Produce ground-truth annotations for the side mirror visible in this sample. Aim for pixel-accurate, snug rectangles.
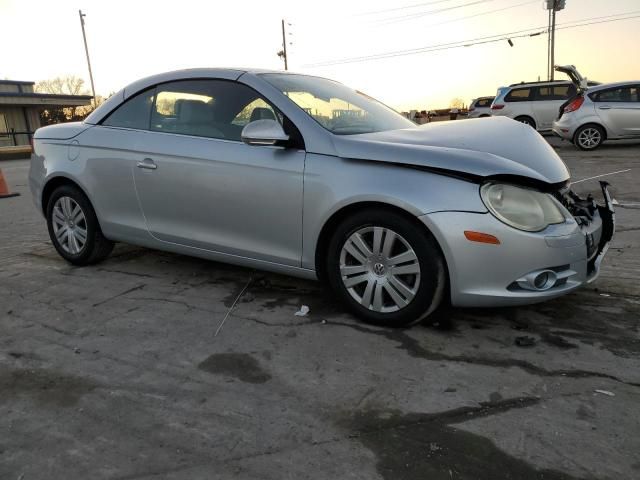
[241,119,290,146]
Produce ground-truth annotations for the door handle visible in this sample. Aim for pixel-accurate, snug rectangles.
[137,158,157,170]
[598,105,611,110]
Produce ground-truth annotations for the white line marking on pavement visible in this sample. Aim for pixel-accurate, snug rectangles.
[573,169,631,184]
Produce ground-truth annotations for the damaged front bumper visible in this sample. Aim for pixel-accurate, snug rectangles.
[419,181,615,307]
[560,181,615,282]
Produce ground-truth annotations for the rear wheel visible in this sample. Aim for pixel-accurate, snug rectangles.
[46,185,114,265]
[574,124,604,150]
[514,116,536,129]
[326,209,446,327]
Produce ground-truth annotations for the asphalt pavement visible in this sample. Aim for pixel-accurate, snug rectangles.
[1,137,639,480]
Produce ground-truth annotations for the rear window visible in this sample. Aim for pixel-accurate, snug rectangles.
[475,98,494,108]
[589,86,640,103]
[504,88,532,102]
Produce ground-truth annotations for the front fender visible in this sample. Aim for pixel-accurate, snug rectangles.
[301,153,486,270]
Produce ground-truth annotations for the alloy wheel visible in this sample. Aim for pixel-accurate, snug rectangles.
[339,226,421,313]
[577,127,602,149]
[51,196,88,255]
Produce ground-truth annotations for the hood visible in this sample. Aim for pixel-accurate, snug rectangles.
[34,122,92,140]
[331,116,570,185]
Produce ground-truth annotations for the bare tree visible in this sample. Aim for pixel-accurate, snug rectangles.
[36,75,87,96]
[35,75,94,124]
[450,97,465,109]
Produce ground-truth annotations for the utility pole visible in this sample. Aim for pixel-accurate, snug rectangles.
[547,7,552,80]
[280,19,288,70]
[78,10,97,107]
[550,5,557,80]
[545,0,566,80]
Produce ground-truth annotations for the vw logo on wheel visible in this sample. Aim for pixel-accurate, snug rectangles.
[373,262,386,276]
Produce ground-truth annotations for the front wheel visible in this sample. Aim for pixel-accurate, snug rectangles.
[326,209,446,327]
[46,185,114,265]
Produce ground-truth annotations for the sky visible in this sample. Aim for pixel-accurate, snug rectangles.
[1,0,639,110]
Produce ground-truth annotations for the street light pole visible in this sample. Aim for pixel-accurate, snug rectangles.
[78,10,97,107]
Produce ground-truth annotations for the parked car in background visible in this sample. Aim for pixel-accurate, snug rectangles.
[29,68,614,327]
[553,81,640,150]
[467,96,494,118]
[491,69,599,131]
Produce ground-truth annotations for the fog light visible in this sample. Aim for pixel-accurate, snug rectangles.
[534,272,550,289]
[516,269,558,291]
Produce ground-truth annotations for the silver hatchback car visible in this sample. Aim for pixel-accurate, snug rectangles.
[29,69,615,326]
[553,81,640,150]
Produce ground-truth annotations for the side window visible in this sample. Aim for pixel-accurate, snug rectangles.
[553,84,575,99]
[536,86,551,100]
[592,86,637,103]
[102,89,155,130]
[232,98,278,127]
[505,88,531,102]
[150,79,280,141]
[151,80,217,138]
[536,85,575,101]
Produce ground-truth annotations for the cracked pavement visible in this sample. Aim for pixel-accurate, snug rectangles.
[1,137,639,479]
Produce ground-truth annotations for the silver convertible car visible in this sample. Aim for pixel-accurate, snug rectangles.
[29,68,615,326]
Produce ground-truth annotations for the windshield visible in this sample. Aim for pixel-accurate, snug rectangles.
[261,73,415,135]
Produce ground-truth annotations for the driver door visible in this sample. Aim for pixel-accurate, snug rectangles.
[132,79,305,267]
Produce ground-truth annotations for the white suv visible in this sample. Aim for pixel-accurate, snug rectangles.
[490,80,580,131]
[467,96,494,118]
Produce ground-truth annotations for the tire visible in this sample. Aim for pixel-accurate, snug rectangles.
[46,185,114,265]
[574,124,605,151]
[326,208,446,327]
[514,116,536,129]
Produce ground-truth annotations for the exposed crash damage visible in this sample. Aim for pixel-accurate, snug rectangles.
[336,116,615,294]
[557,180,615,279]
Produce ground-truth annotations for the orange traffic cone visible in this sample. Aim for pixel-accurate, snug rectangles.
[0,168,20,199]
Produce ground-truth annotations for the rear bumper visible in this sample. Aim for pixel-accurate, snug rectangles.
[552,116,578,140]
[419,182,615,307]
[467,110,491,119]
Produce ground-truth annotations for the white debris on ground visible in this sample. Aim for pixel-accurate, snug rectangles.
[295,305,310,316]
[594,389,615,397]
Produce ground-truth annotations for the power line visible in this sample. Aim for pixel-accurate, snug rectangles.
[556,14,640,32]
[554,9,640,28]
[360,0,459,16]
[424,0,538,28]
[376,0,496,25]
[303,11,640,67]
[305,26,549,67]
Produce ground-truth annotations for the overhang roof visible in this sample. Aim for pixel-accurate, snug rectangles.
[0,80,35,86]
[0,92,93,107]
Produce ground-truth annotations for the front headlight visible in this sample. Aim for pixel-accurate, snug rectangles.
[480,182,567,232]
